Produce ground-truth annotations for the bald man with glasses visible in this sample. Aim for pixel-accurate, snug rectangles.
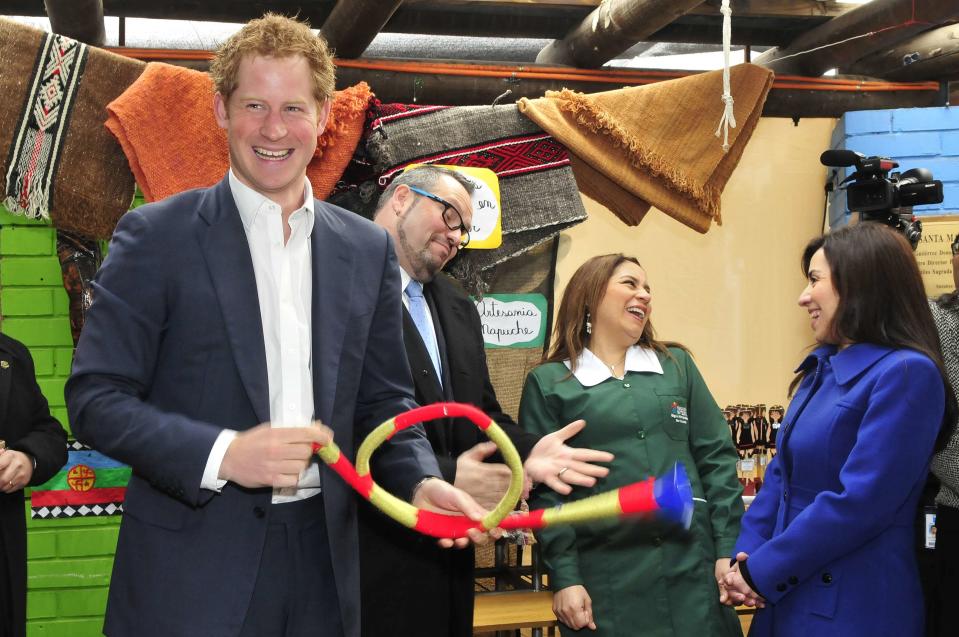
[364,164,612,637]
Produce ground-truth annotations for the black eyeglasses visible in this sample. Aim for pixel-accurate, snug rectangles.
[408,186,470,248]
[952,235,959,257]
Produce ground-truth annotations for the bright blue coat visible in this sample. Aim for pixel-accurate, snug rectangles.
[735,343,944,637]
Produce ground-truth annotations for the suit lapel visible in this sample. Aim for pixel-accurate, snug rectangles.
[311,203,354,426]
[195,177,271,424]
[428,278,475,400]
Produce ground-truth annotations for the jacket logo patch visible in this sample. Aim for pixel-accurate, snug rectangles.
[670,402,688,424]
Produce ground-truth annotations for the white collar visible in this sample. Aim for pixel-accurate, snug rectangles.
[565,345,663,387]
[229,169,315,236]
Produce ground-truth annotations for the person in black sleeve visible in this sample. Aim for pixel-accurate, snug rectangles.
[0,333,67,637]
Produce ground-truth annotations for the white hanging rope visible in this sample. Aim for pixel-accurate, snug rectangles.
[714,0,735,153]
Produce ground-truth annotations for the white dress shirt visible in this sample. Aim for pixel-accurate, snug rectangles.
[201,170,321,503]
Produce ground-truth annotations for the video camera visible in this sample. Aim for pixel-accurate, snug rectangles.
[820,149,944,249]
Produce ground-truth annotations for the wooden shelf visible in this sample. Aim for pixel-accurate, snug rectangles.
[474,590,557,632]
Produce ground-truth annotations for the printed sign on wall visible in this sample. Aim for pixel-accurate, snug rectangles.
[474,293,547,349]
[914,216,959,297]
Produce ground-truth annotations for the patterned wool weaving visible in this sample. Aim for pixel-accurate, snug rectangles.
[0,18,144,239]
[367,103,587,290]
[4,32,88,221]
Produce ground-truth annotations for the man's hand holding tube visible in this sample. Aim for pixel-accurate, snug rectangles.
[413,476,502,548]
[219,421,332,489]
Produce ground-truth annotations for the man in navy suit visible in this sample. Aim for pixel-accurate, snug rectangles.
[66,14,486,637]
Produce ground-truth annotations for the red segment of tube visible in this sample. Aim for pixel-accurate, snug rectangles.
[618,477,659,515]
[328,456,374,498]
[414,509,485,539]
[392,402,492,431]
[499,508,546,530]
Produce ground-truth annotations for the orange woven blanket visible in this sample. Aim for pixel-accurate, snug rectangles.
[518,64,774,233]
[106,62,372,202]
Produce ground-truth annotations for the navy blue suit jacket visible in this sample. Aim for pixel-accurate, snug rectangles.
[66,176,438,637]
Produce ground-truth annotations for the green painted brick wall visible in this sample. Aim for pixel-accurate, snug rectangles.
[1,205,121,637]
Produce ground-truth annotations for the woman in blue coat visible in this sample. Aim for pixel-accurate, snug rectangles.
[723,222,956,636]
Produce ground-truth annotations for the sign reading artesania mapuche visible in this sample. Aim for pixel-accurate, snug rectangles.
[474,293,547,349]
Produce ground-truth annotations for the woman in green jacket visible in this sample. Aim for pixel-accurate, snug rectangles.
[520,254,743,636]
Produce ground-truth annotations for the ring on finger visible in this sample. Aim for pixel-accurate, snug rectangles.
[557,466,569,478]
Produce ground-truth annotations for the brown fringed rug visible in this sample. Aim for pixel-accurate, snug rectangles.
[105,62,373,202]
[0,18,144,240]
[518,63,774,233]
[366,103,587,293]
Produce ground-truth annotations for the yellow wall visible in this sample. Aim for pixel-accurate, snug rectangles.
[554,117,836,408]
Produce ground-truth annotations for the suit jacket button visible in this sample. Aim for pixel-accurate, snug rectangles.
[253,506,265,519]
[776,583,787,592]
[788,576,798,585]
[821,572,832,584]
[421,369,429,376]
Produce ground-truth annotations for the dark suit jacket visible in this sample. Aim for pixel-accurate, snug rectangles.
[66,176,438,637]
[359,273,537,637]
[0,334,67,637]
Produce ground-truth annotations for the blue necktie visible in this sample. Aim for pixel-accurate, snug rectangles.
[406,280,443,383]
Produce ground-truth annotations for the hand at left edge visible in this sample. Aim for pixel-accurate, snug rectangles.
[0,449,35,493]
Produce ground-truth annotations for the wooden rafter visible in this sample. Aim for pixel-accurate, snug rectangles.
[0,0,869,45]
[536,0,707,67]
[321,0,405,59]
[844,22,959,82]
[105,47,948,118]
[754,0,959,76]
[44,0,106,46]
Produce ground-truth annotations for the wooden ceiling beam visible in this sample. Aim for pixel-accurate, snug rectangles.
[44,0,106,46]
[0,0,850,42]
[105,47,946,118]
[843,23,959,82]
[536,0,707,67]
[103,1,337,25]
[321,0,404,59]
[329,63,946,117]
[754,0,959,76]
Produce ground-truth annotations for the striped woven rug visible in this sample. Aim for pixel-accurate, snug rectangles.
[366,103,587,292]
[0,18,144,240]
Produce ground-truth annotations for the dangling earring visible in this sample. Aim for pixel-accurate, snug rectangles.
[585,310,592,335]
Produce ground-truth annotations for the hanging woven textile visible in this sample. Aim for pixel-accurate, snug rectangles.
[518,63,773,233]
[367,103,587,290]
[105,62,373,203]
[0,17,144,240]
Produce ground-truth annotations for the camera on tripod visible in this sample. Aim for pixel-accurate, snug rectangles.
[820,149,944,249]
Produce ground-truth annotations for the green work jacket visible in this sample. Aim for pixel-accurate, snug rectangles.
[521,347,743,637]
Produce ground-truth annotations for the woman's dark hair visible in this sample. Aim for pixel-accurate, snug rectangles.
[544,253,684,371]
[790,222,957,450]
